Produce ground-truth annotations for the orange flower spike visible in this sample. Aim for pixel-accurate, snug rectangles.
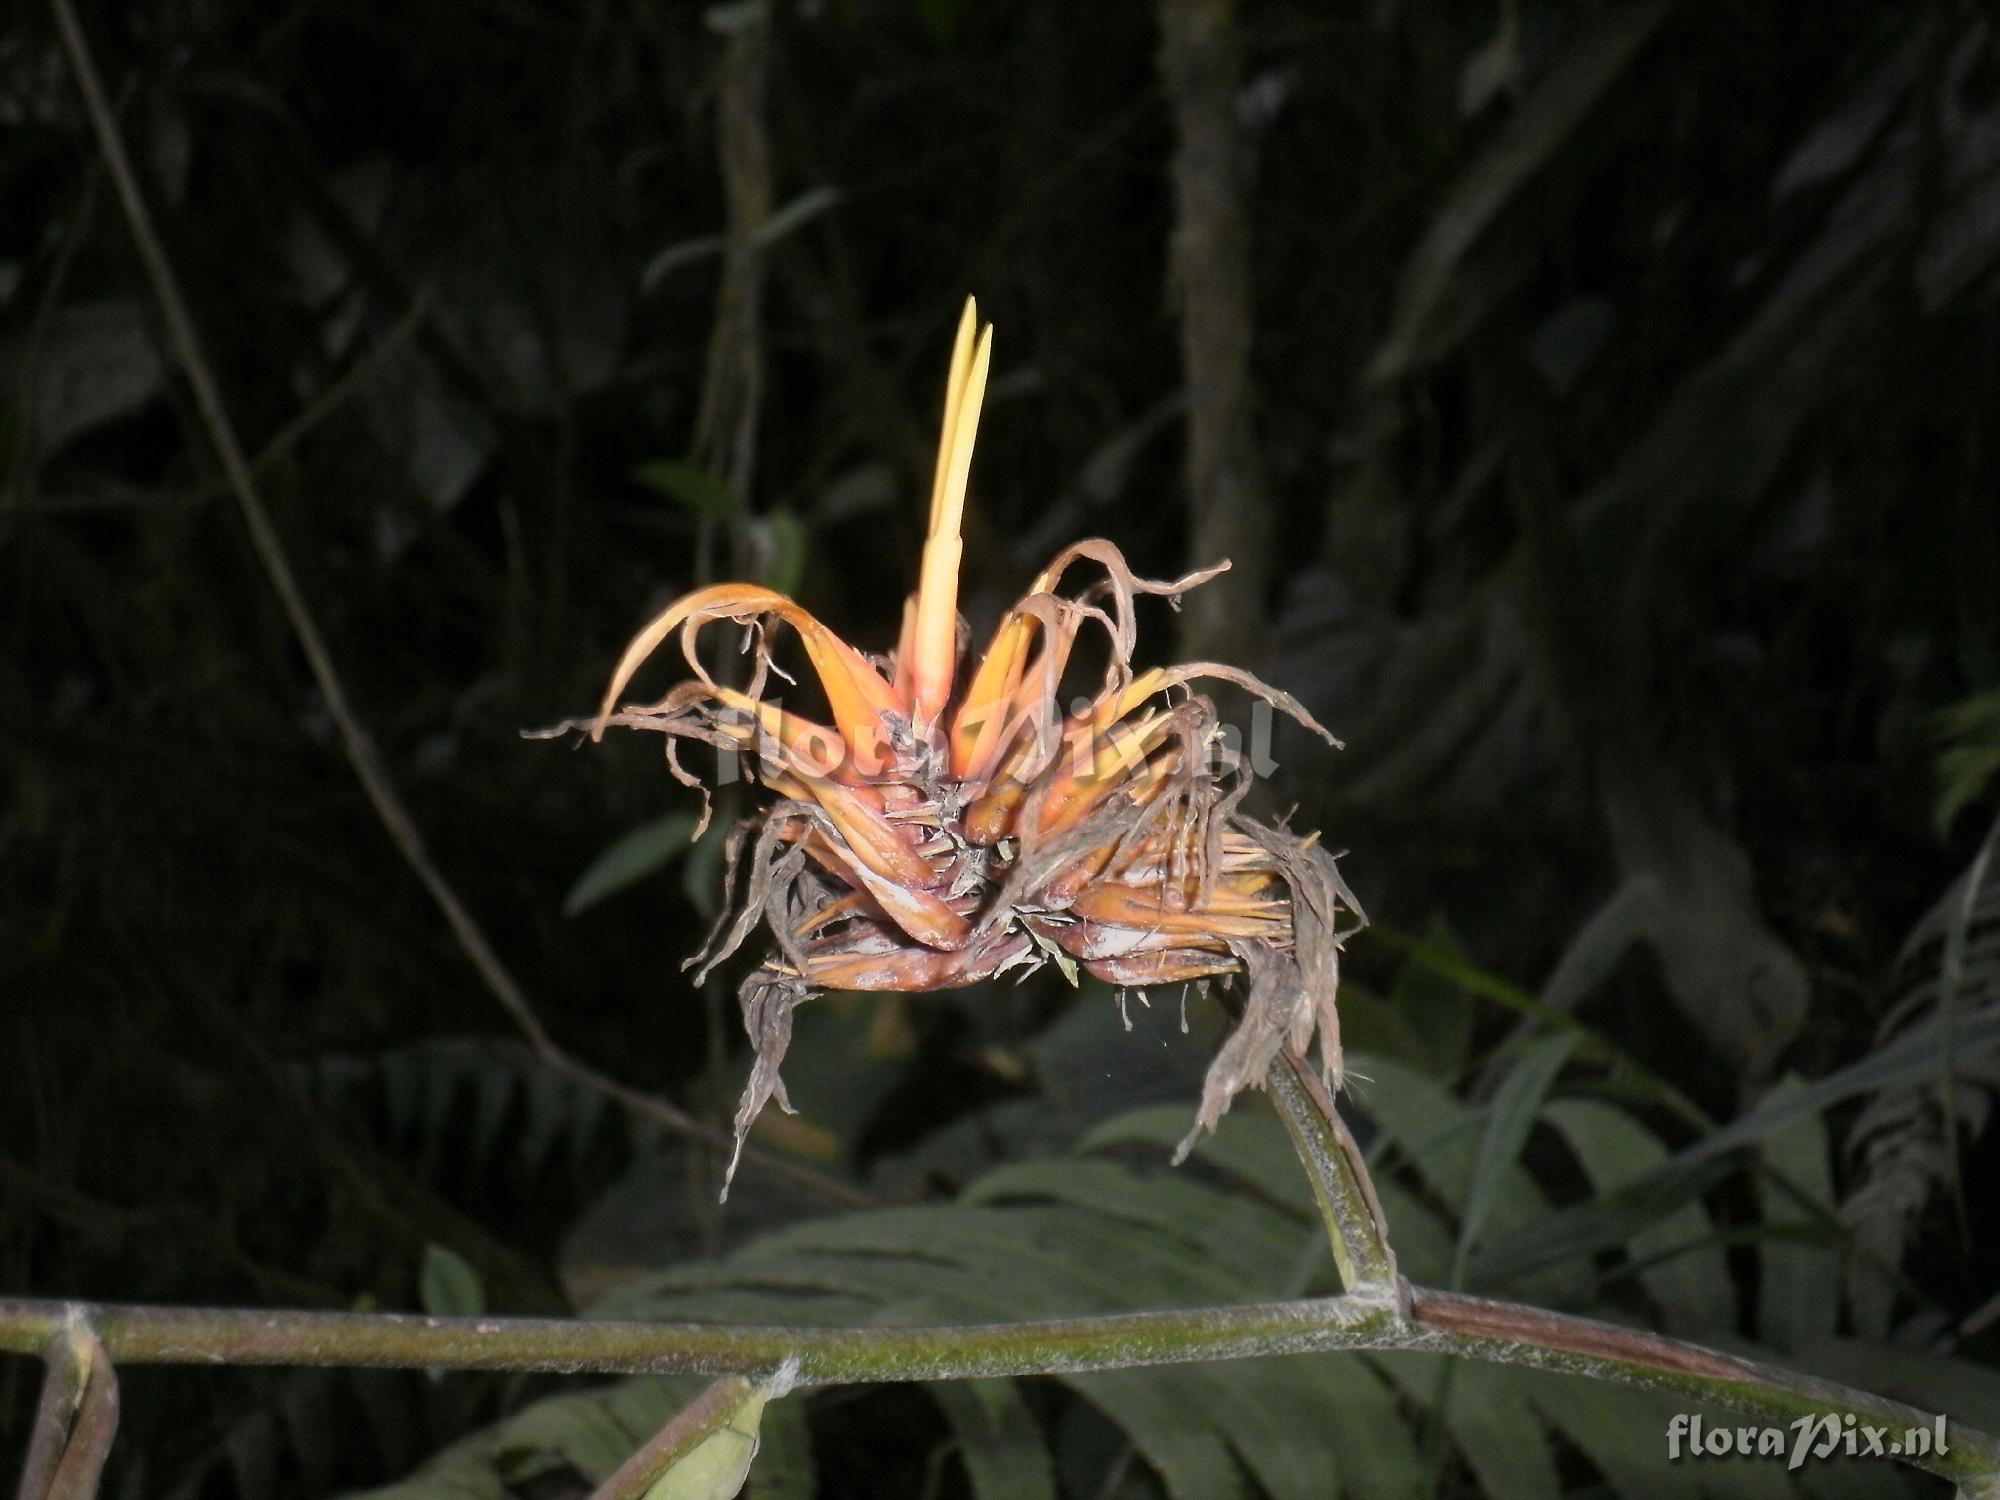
[909,298,993,730]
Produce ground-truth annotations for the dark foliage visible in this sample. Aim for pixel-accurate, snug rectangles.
[4,1,1999,1496]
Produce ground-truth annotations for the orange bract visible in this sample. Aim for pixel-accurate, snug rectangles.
[576,298,1363,1193]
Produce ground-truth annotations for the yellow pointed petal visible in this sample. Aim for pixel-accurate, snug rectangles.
[910,308,993,727]
[949,613,1033,781]
[928,298,979,531]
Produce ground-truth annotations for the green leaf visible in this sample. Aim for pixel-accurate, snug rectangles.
[591,1165,1395,1500]
[1755,1077,1841,1352]
[753,187,842,249]
[1934,689,2000,833]
[633,459,739,521]
[1346,1052,1553,1247]
[641,187,841,291]
[1370,1352,1559,1500]
[1452,1033,1579,1286]
[347,1376,718,1499]
[1791,1337,2000,1438]
[504,1390,649,1480]
[1364,927,1708,1131]
[1064,1369,1250,1500]
[1520,1372,1704,1500]
[417,1244,485,1318]
[963,1158,1303,1289]
[1346,1054,1485,1206]
[1367,1180,1456,1286]
[758,510,809,597]
[1495,1002,2000,1284]
[309,1037,619,1185]
[931,1380,1058,1500]
[641,1382,772,1500]
[1368,2,1672,382]
[1542,1097,1734,1331]
[565,814,702,917]
[1439,1360,1563,1500]
[745,1394,815,1499]
[1386,920,1479,1076]
[1079,1104,1315,1214]
[1692,1007,2000,1166]
[1468,1148,1741,1291]
[1286,1354,1423,1500]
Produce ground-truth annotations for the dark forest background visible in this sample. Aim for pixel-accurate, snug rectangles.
[5,1,2000,1496]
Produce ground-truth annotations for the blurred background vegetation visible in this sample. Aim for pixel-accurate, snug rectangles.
[5,0,2000,1496]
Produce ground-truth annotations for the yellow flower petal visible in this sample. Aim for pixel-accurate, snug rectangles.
[909,299,992,728]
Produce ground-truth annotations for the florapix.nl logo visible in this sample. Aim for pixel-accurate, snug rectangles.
[1667,1412,1950,1471]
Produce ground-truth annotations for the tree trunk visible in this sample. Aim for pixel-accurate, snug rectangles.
[1158,0,1270,673]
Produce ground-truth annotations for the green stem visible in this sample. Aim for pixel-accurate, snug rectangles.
[1266,1051,1399,1294]
[3,1293,1996,1490]
[16,1313,118,1500]
[1407,1288,1998,1484]
[588,1375,758,1500]
[0,1294,1395,1383]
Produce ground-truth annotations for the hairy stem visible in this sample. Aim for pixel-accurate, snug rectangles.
[15,1314,118,1500]
[1266,1052,1400,1295]
[0,1294,1397,1383]
[3,1294,1996,1490]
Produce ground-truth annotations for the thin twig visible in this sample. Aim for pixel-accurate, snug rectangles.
[46,0,864,1212]
[239,291,435,482]
[20,289,442,520]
